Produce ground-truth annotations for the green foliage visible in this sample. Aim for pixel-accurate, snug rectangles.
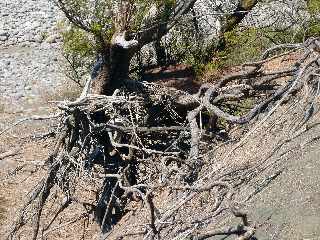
[262,1,320,44]
[186,27,270,76]
[163,16,210,75]
[57,0,320,83]
[56,0,113,37]
[307,21,320,37]
[307,0,320,14]
[40,31,49,40]
[58,0,176,35]
[60,22,97,85]
[198,16,320,76]
[186,1,320,77]
[263,23,320,44]
[57,0,178,84]
[169,27,271,76]
[130,0,175,31]
[158,0,176,20]
[62,26,95,58]
[172,38,208,75]
[221,27,268,66]
[301,1,320,40]
[232,98,255,116]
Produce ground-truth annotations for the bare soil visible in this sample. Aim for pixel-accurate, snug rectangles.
[249,141,320,240]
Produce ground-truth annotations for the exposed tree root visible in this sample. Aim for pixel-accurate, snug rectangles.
[7,38,320,240]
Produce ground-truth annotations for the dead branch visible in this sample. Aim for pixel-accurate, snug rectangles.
[0,149,20,160]
[192,225,255,240]
[0,114,62,136]
[8,38,320,240]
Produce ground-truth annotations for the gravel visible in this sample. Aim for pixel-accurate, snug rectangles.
[0,0,66,106]
[0,0,63,47]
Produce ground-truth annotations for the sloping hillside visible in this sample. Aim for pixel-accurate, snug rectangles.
[1,42,320,239]
[1,0,320,239]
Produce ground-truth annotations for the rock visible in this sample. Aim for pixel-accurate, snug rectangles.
[24,33,35,42]
[15,93,24,100]
[45,34,61,43]
[20,42,28,47]
[0,35,8,41]
[24,85,32,90]
[0,30,9,37]
[0,0,63,46]
[34,34,43,43]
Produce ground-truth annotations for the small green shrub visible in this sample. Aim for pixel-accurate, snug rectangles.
[222,27,268,65]
[196,27,271,75]
[263,21,320,45]
[62,25,96,59]
[200,16,320,76]
[59,21,98,87]
[263,1,320,44]
[232,98,255,116]
[40,31,49,40]
[307,0,320,14]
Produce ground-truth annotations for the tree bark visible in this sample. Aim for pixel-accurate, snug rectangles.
[92,31,138,95]
[56,0,199,96]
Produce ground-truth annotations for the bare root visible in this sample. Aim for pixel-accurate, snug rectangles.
[7,38,320,240]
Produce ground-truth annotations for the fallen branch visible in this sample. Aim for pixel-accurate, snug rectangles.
[9,38,320,240]
[193,225,255,240]
[0,114,61,136]
[0,149,20,160]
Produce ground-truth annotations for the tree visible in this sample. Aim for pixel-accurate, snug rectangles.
[55,0,199,95]
[55,0,263,96]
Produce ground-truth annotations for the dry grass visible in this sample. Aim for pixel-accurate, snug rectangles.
[200,51,302,85]
[42,87,81,102]
[263,51,302,73]
[41,78,82,103]
[0,197,7,225]
[0,97,5,113]
[0,112,101,240]
[0,104,4,114]
[0,77,84,239]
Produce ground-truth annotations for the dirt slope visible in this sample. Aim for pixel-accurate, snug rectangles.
[1,52,320,239]
[249,141,320,240]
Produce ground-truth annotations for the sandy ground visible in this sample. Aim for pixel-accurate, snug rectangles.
[249,141,320,240]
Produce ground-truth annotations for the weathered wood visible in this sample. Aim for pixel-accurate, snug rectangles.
[0,149,20,160]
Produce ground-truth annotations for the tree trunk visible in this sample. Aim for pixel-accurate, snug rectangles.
[92,31,138,95]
